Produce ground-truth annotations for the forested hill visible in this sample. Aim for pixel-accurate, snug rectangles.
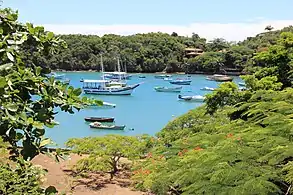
[25,26,293,73]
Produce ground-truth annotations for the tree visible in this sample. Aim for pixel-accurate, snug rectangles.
[0,8,100,194]
[171,32,178,37]
[265,25,274,31]
[66,135,148,179]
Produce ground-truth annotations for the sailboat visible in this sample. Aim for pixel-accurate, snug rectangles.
[104,59,132,80]
[82,55,139,95]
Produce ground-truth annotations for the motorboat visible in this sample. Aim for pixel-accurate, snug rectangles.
[154,74,172,79]
[200,87,215,91]
[82,80,140,95]
[89,122,125,130]
[139,75,146,78]
[178,95,205,102]
[84,117,115,122]
[170,78,192,85]
[154,86,182,92]
[206,74,233,82]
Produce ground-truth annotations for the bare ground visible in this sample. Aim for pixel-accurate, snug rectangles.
[32,154,146,195]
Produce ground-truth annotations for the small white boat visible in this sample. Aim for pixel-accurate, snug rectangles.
[154,86,182,92]
[206,74,233,82]
[164,78,173,81]
[89,122,125,130]
[154,74,172,79]
[178,95,205,102]
[200,87,215,91]
[170,79,192,85]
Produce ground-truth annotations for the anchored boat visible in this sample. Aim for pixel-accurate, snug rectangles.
[206,74,233,82]
[154,74,172,79]
[200,87,215,91]
[83,80,139,95]
[84,117,115,122]
[82,55,140,95]
[170,78,192,85]
[154,86,182,92]
[89,122,125,130]
[178,95,205,102]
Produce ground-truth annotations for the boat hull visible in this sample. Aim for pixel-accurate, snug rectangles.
[84,117,115,122]
[154,86,182,92]
[83,84,139,95]
[90,124,126,130]
[170,80,191,85]
[178,95,205,102]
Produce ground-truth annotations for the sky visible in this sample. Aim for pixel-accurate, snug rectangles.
[3,0,293,41]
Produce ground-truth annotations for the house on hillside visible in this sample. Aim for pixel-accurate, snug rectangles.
[184,48,204,58]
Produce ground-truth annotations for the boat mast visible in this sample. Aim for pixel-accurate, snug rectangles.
[117,57,122,81]
[100,54,104,80]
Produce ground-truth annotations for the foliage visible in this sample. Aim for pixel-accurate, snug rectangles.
[131,30,293,194]
[0,160,57,195]
[186,52,225,73]
[0,8,101,161]
[66,135,151,179]
[133,90,293,194]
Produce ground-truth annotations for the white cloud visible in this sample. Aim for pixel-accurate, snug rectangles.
[42,19,293,42]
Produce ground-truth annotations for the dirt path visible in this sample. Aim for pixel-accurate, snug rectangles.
[32,154,145,195]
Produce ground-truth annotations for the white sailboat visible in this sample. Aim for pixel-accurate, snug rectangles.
[82,55,139,95]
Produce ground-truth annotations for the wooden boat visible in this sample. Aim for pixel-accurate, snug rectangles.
[200,87,215,91]
[170,79,192,85]
[206,74,233,82]
[154,86,182,92]
[178,95,205,102]
[89,122,125,130]
[84,117,115,122]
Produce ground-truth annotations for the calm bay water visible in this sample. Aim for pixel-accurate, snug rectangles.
[46,72,242,147]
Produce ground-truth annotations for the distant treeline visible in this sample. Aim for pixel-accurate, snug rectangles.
[22,26,293,74]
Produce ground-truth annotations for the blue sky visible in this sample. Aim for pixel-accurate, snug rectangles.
[3,0,293,41]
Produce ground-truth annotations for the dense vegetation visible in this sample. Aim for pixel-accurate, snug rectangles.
[2,5,293,195]
[0,8,99,194]
[68,31,293,195]
[23,26,293,74]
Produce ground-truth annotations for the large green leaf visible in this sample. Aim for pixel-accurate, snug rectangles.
[0,77,6,88]
[40,138,53,148]
[6,104,18,112]
[6,52,14,62]
[0,63,13,70]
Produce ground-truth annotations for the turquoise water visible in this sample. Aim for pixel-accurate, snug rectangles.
[46,72,242,147]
